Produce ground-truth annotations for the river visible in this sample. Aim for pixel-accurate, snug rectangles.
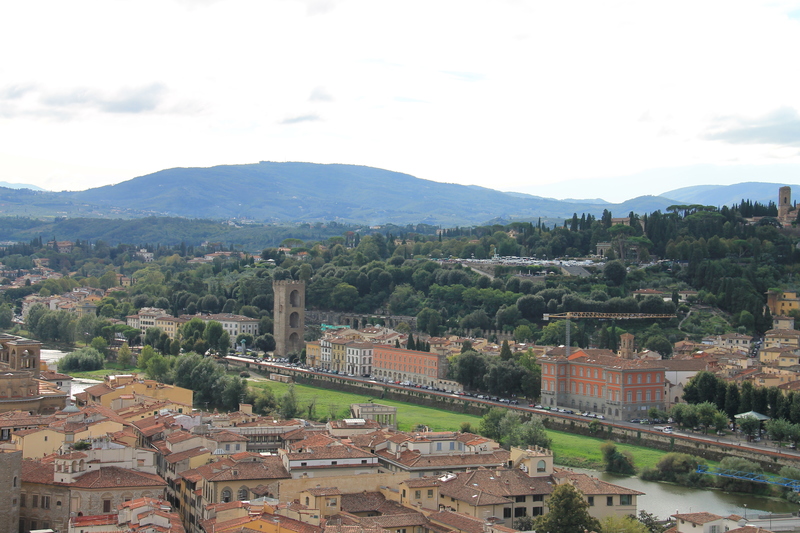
[40,348,101,399]
[569,467,797,520]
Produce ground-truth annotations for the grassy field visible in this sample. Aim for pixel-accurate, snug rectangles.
[250,379,484,432]
[251,379,687,471]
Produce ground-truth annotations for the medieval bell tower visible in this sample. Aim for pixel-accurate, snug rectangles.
[273,280,305,357]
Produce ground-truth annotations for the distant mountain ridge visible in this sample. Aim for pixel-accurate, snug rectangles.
[660,182,789,207]
[0,162,794,226]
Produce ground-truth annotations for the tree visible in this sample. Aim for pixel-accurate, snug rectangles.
[600,515,649,533]
[636,510,668,533]
[407,333,416,351]
[255,334,276,353]
[738,415,761,441]
[533,483,601,533]
[499,340,513,361]
[0,303,13,329]
[417,307,442,337]
[478,407,506,441]
[280,385,299,419]
[90,336,109,358]
[604,260,627,286]
[117,342,132,368]
[138,345,156,368]
[203,321,224,353]
[146,352,170,382]
[600,441,635,475]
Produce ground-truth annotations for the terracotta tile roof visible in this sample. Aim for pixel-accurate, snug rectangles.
[182,456,289,483]
[209,429,249,442]
[71,466,166,489]
[402,476,442,488]
[437,469,553,506]
[340,492,386,513]
[166,431,198,444]
[72,514,117,527]
[165,446,211,464]
[554,470,643,496]
[427,510,486,533]
[21,460,55,484]
[672,512,723,524]
[288,433,339,451]
[84,383,115,397]
[358,511,428,529]
[376,448,509,470]
[287,444,375,461]
[323,525,387,533]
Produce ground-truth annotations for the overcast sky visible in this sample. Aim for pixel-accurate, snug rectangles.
[2,0,800,203]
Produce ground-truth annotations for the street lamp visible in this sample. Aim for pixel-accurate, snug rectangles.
[743,504,747,520]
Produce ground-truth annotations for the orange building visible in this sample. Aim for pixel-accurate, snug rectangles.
[372,346,448,387]
[540,349,665,421]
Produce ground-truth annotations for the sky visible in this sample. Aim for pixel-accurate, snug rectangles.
[2,0,800,203]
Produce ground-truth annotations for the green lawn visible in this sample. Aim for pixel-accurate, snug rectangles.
[251,379,692,472]
[250,380,483,432]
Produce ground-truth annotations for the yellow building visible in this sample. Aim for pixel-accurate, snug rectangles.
[12,418,125,458]
[331,339,348,373]
[305,341,321,368]
[766,291,800,317]
[155,316,188,340]
[77,374,193,408]
[764,329,800,350]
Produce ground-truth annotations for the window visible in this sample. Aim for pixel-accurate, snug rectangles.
[436,442,442,451]
[331,461,337,465]
[20,494,25,508]
[225,444,230,451]
[301,462,307,467]
[238,488,248,501]
[606,496,613,506]
[646,390,651,402]
[103,499,112,512]
[627,375,632,384]
[222,489,232,503]
[30,521,37,531]
[427,489,434,498]
[620,495,632,505]
[415,490,421,499]
[32,495,38,508]
[515,495,526,503]
[503,508,512,519]
[326,498,337,508]
[637,374,642,384]
[646,374,651,383]
[42,495,50,509]
[514,507,527,517]
[587,496,594,506]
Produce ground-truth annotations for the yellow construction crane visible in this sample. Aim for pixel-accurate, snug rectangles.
[543,312,676,357]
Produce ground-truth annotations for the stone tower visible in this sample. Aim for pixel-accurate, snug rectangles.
[778,186,793,221]
[273,280,305,357]
[618,332,635,359]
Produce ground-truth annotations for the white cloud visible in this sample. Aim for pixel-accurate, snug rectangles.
[1,0,800,198]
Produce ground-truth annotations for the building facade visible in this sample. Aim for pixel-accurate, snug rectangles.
[540,350,666,420]
[372,346,449,386]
